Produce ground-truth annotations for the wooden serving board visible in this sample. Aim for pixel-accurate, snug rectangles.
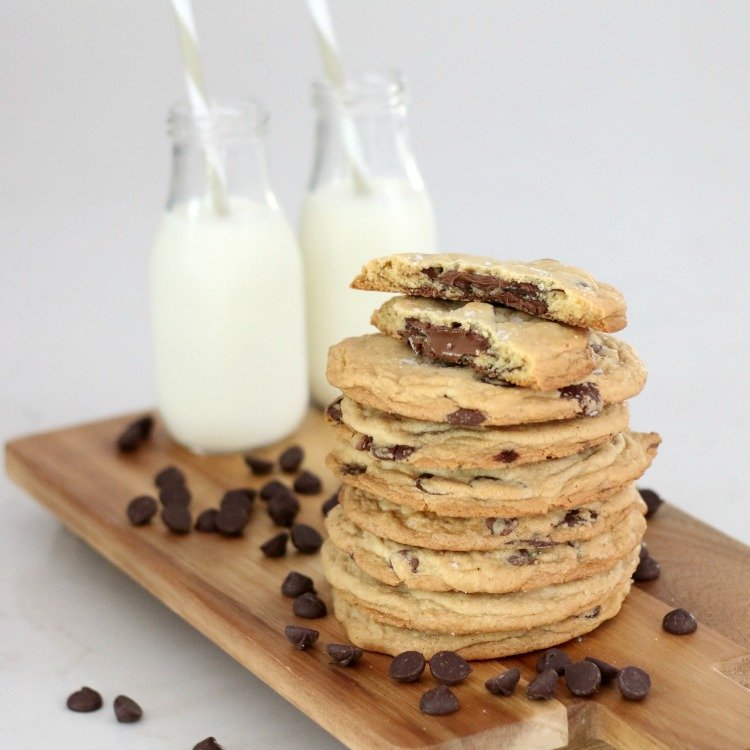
[5,410,750,749]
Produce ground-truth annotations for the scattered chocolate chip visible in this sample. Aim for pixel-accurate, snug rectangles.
[485,667,521,696]
[117,415,154,452]
[220,489,254,514]
[445,408,486,426]
[342,463,366,475]
[161,505,191,534]
[419,685,459,716]
[294,470,322,495]
[285,624,319,650]
[321,492,340,516]
[494,449,519,463]
[259,480,292,501]
[585,656,620,684]
[527,668,559,700]
[326,643,363,666]
[281,571,316,598]
[565,660,601,697]
[617,666,651,700]
[290,524,323,554]
[633,555,660,582]
[267,494,300,527]
[371,444,416,461]
[279,445,304,473]
[389,651,425,683]
[215,505,249,537]
[159,483,191,508]
[508,549,534,566]
[260,532,288,558]
[293,592,327,619]
[326,397,343,422]
[662,608,697,635]
[486,517,517,536]
[429,650,472,685]
[639,488,663,518]
[556,509,597,528]
[194,508,218,532]
[66,687,103,712]
[558,382,602,416]
[155,465,185,490]
[244,455,273,476]
[536,648,571,675]
[126,495,157,526]
[193,738,223,750]
[113,695,143,723]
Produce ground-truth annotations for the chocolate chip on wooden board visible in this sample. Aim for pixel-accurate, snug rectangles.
[281,571,316,598]
[294,470,322,495]
[639,487,663,518]
[321,492,340,516]
[215,505,249,537]
[326,643,363,666]
[617,666,651,700]
[195,508,218,532]
[244,455,274,476]
[220,489,255,514]
[419,685,459,716]
[279,445,304,473]
[662,608,698,635]
[193,738,224,750]
[389,651,426,683]
[126,495,157,526]
[259,480,292,502]
[66,687,103,712]
[267,494,300,527]
[154,465,185,490]
[633,554,661,582]
[117,415,154,452]
[285,625,319,650]
[429,651,472,685]
[113,695,143,723]
[159,483,191,508]
[584,657,620,684]
[526,668,559,700]
[260,532,288,558]
[290,524,323,554]
[161,505,191,534]
[485,667,521,696]
[565,660,601,697]
[536,648,571,675]
[292,592,327,619]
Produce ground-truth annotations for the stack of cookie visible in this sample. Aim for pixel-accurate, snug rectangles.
[322,253,659,659]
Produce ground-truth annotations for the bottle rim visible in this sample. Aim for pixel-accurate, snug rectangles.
[167,97,270,144]
[312,69,409,112]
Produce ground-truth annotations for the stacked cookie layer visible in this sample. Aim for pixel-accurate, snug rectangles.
[323,253,659,659]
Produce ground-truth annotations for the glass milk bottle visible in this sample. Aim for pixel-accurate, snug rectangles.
[300,71,437,406]
[151,99,307,453]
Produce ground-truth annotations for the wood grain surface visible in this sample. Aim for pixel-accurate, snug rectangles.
[5,409,750,749]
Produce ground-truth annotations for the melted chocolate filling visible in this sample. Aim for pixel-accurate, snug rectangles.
[402,318,490,364]
[558,383,602,417]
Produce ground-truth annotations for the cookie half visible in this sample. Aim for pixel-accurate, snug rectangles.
[351,253,627,332]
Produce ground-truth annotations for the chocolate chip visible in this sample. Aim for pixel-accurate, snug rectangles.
[445,408,485,426]
[429,650,472,685]
[267,494,300,527]
[126,495,157,526]
[244,455,273,476]
[371,444,416,461]
[556,509,597,528]
[662,608,697,635]
[161,505,191,534]
[66,687,103,712]
[290,524,323,554]
[585,656,620,684]
[259,480,292,502]
[159,483,191,508]
[117,415,153,452]
[527,668,559,700]
[579,605,602,619]
[388,651,425,683]
[293,470,322,495]
[113,695,143,723]
[485,667,521,696]
[342,463,366,475]
[281,571,316,598]
[558,383,602,416]
[155,465,185,490]
[639,488,663,518]
[617,666,651,700]
[326,643,363,666]
[285,625,319,650]
[326,397,343,422]
[357,435,374,451]
[220,489,254,514]
[633,555,660,582]
[419,685,459,716]
[279,445,304,473]
[508,549,534,566]
[536,648,571,675]
[486,517,517,536]
[293,592,327,619]
[195,508,218,532]
[321,492,340,516]
[565,660,601,697]
[215,505,249,536]
[398,549,419,573]
[494,449,519,463]
[193,738,223,750]
[260,532,288,558]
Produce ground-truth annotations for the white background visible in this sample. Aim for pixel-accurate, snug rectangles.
[2,2,749,748]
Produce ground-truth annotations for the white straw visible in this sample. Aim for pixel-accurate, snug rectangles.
[169,0,230,215]
[305,0,370,193]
